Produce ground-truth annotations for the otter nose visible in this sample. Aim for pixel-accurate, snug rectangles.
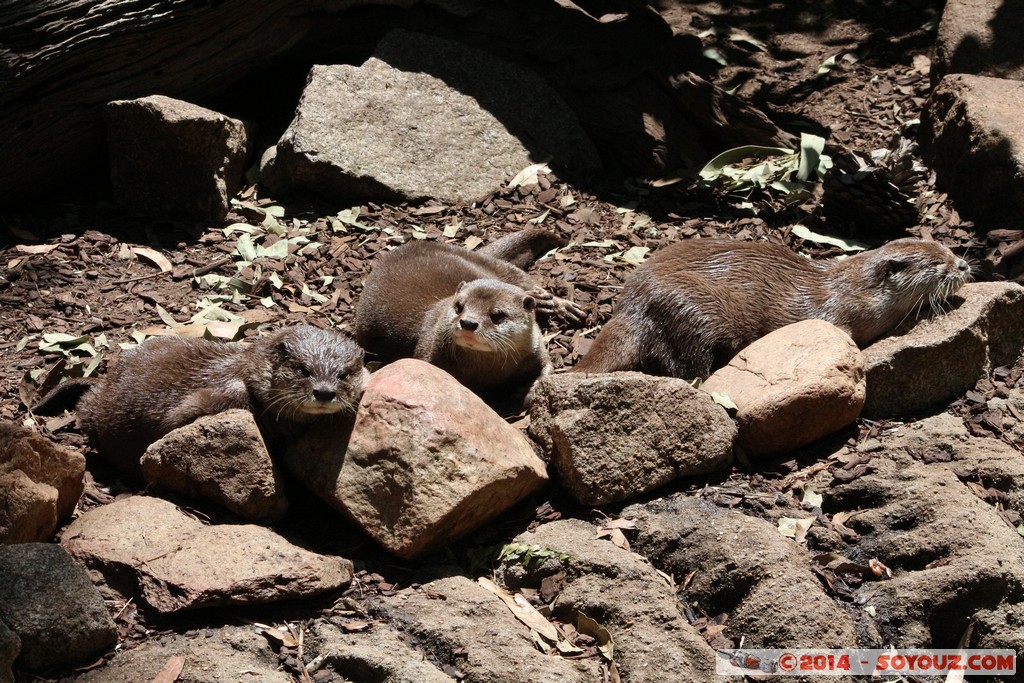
[957,259,970,273]
[459,318,479,331]
[313,388,336,402]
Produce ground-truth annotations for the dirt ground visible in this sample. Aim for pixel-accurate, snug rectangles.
[2,0,1023,678]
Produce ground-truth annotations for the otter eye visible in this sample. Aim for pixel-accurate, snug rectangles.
[490,311,506,324]
[337,369,349,381]
[454,301,464,314]
[298,365,312,378]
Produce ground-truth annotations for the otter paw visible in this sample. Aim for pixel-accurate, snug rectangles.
[553,296,587,325]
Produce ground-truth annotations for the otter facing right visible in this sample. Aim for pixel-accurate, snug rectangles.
[574,238,971,380]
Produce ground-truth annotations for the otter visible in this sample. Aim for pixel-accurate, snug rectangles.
[354,229,583,404]
[33,325,367,474]
[574,238,971,379]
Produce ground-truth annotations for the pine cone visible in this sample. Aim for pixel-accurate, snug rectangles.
[823,140,922,236]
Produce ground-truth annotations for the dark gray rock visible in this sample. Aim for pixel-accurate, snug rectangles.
[0,543,116,672]
[528,372,734,505]
[272,29,601,204]
[106,95,249,224]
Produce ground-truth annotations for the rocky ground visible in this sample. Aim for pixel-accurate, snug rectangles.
[2,1,1024,682]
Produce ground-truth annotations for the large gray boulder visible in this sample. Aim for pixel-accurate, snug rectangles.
[270,29,602,204]
[933,0,1024,83]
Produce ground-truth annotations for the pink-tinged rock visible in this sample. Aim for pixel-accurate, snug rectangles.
[61,496,352,613]
[294,359,548,559]
[106,95,249,224]
[140,410,288,523]
[0,422,85,543]
[703,320,865,458]
[528,372,735,505]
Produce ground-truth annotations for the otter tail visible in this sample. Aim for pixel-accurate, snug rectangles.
[572,315,643,373]
[32,377,98,415]
[480,229,565,270]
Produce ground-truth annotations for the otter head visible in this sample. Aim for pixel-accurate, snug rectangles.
[446,279,538,354]
[267,325,368,420]
[868,239,972,308]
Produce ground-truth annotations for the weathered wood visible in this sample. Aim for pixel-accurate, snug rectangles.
[0,0,412,207]
[0,0,796,208]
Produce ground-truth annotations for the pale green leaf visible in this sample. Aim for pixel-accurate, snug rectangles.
[699,145,795,181]
[790,225,868,252]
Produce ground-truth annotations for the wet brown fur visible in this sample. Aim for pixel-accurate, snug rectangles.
[34,325,366,474]
[575,238,971,379]
[354,229,581,403]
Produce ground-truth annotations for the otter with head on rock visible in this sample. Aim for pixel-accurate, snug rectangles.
[354,228,583,406]
[33,324,367,474]
[573,237,971,380]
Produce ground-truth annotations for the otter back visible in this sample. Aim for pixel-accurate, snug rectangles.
[44,325,366,475]
[575,238,970,379]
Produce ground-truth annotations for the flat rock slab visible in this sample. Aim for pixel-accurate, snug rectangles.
[628,498,859,650]
[933,0,1024,83]
[0,543,116,672]
[0,422,85,543]
[77,625,292,683]
[140,409,288,523]
[702,319,865,458]
[106,94,249,224]
[61,496,352,613]
[863,282,1024,417]
[806,446,1024,652]
[272,29,601,204]
[288,359,548,559]
[528,372,735,505]
[498,519,719,681]
[920,74,1024,229]
[308,620,455,683]
[377,575,601,682]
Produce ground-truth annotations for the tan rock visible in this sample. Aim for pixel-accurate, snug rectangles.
[528,372,735,506]
[140,409,288,523]
[863,282,1024,417]
[0,422,85,543]
[933,0,1024,83]
[702,319,865,458]
[62,496,352,613]
[295,359,548,559]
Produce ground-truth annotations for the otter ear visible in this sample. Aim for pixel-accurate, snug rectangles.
[276,341,290,360]
[455,281,467,293]
[523,295,536,311]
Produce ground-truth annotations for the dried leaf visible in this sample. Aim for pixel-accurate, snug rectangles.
[16,244,60,255]
[576,612,614,661]
[777,516,815,543]
[132,247,173,273]
[509,160,552,189]
[477,577,559,642]
[790,225,867,252]
[150,655,186,683]
[464,236,483,251]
